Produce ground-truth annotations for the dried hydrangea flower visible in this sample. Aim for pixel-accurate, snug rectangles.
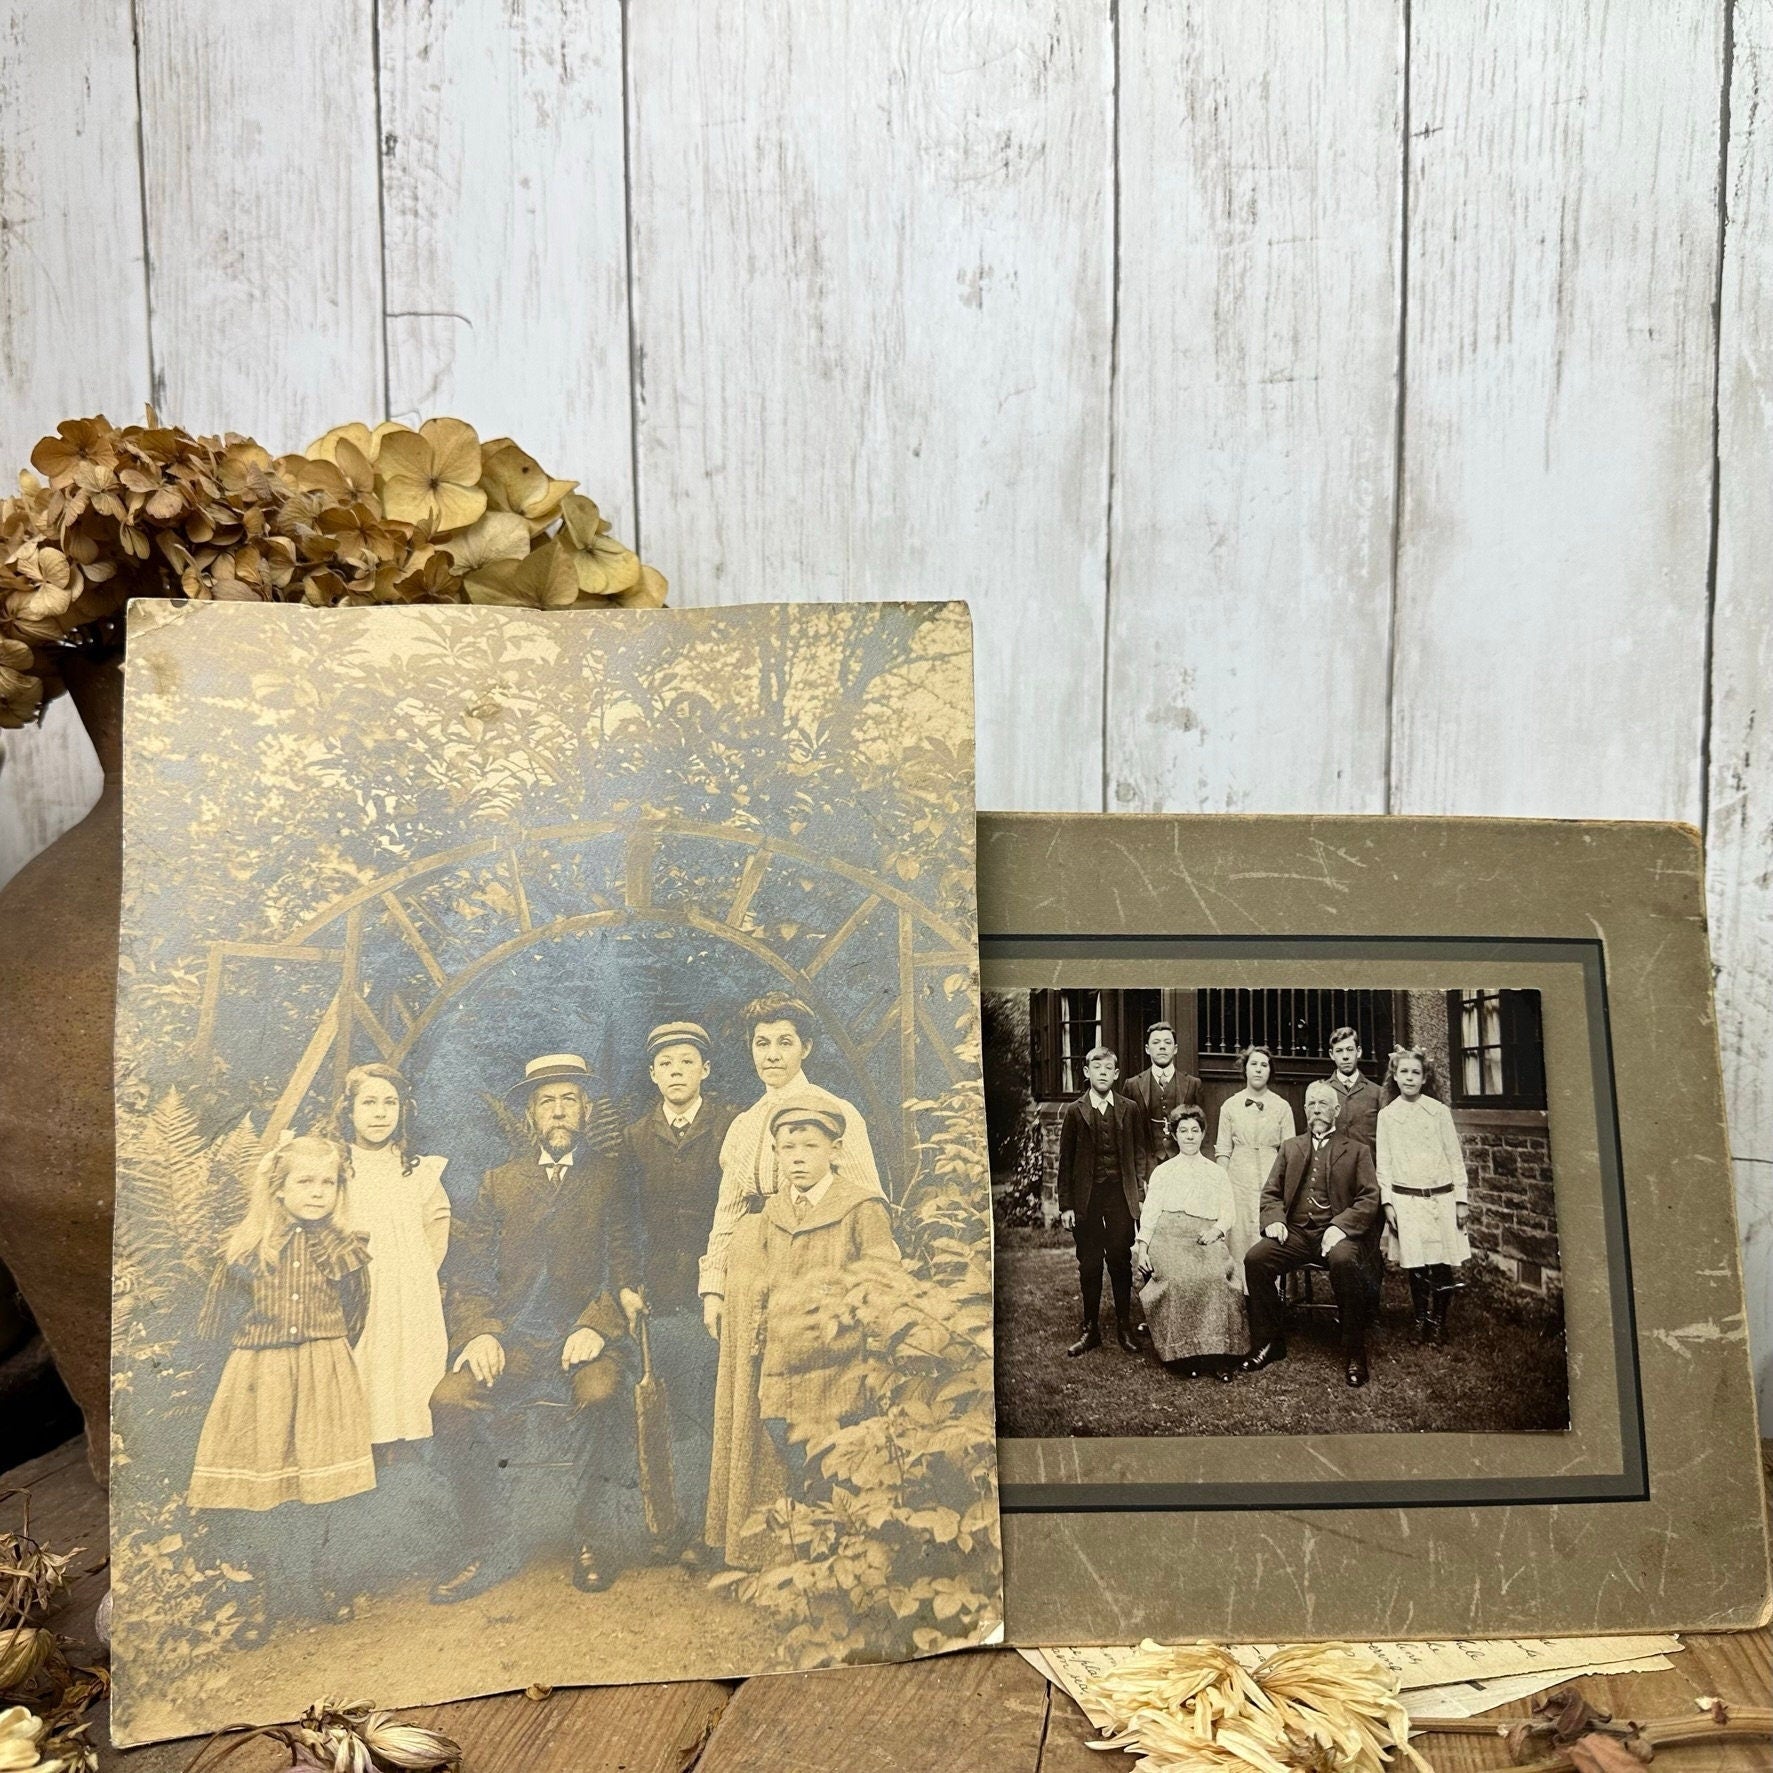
[0,410,665,726]
[0,1705,65,1773]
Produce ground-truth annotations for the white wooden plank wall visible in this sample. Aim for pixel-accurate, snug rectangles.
[628,0,1114,811]
[0,0,1768,1420]
[380,0,636,533]
[1392,2,1725,821]
[1108,1,1402,814]
[1711,0,1773,1431]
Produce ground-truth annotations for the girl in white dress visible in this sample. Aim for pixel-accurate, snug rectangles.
[1213,1045,1295,1287]
[333,1064,451,1449]
[1375,1047,1471,1342]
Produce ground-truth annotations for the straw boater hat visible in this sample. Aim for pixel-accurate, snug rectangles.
[767,1102,846,1142]
[645,1021,711,1061]
[506,1052,595,1102]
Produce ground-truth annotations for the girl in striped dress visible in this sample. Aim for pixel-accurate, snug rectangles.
[188,1136,374,1624]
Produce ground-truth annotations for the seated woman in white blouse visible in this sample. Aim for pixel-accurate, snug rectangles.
[1132,1104,1248,1381]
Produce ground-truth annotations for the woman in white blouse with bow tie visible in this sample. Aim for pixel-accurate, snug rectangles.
[1213,1045,1295,1287]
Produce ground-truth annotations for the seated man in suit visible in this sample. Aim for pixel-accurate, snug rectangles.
[429,1053,640,1602]
[1056,1046,1145,1357]
[1242,1078,1382,1387]
[1123,1021,1203,1186]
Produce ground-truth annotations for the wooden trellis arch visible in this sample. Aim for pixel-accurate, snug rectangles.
[192,818,976,1177]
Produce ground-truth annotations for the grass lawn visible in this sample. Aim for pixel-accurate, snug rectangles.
[993,1227,1569,1440]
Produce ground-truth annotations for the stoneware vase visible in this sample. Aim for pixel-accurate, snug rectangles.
[0,655,122,1476]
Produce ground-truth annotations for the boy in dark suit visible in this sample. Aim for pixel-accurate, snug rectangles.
[1056,1046,1145,1357]
[1324,1024,1383,1153]
[1242,1079,1382,1387]
[620,1021,739,1566]
[1123,1020,1203,1183]
[429,1053,640,1603]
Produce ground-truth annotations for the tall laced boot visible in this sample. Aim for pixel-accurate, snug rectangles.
[1408,1269,1432,1341]
[1429,1265,1460,1342]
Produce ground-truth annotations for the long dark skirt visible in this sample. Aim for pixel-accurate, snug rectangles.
[1138,1211,1249,1362]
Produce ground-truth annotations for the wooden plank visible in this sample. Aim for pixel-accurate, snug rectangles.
[378,0,635,532]
[626,0,1114,813]
[0,0,142,887]
[1390,2,1725,819]
[1709,0,1773,1427]
[106,1684,733,1773]
[135,0,383,443]
[694,1652,1049,1773]
[1107,2,1403,814]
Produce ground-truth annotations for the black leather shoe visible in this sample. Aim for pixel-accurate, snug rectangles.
[1345,1354,1369,1388]
[1067,1324,1102,1357]
[1214,1362,1236,1383]
[429,1558,495,1605]
[572,1544,614,1593]
[1242,1339,1287,1372]
[1115,1320,1141,1354]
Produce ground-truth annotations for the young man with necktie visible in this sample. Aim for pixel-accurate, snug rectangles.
[1324,1025,1384,1154]
[1122,1020,1203,1186]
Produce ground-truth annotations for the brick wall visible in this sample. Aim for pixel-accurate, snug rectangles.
[1458,1109,1561,1296]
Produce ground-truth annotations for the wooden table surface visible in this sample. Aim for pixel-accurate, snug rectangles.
[11,1438,1767,1772]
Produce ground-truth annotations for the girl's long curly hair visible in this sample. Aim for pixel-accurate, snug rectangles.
[223,1135,349,1271]
[1381,1044,1444,1104]
[329,1062,420,1176]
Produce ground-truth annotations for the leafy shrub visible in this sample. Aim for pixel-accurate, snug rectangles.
[991,1116,1049,1229]
[713,1078,1001,1666]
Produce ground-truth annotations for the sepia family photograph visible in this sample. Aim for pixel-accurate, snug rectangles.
[110,600,1000,1743]
[985,986,1569,1440]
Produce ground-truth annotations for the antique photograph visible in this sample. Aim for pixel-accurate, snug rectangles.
[985,985,1569,1438]
[110,599,1000,1743]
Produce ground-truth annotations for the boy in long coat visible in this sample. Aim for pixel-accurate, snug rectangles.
[704,1103,899,1566]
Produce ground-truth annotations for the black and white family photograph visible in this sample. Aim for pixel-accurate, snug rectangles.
[985,986,1570,1439]
[109,602,1000,1741]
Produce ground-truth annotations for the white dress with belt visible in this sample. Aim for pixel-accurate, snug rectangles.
[1375,1094,1471,1268]
[345,1144,452,1443]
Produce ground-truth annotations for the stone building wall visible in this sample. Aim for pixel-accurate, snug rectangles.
[1458,1110,1561,1296]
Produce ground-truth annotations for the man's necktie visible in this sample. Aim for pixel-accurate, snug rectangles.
[791,1190,811,1222]
[545,1162,566,1186]
[671,1118,689,1140]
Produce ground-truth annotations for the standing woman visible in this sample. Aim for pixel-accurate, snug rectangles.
[333,1064,452,1450]
[1213,1045,1295,1285]
[1375,1047,1470,1341]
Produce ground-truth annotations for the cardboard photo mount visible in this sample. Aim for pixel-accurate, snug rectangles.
[978,813,1770,1643]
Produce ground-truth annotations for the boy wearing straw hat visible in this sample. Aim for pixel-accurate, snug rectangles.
[619,1021,739,1566]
